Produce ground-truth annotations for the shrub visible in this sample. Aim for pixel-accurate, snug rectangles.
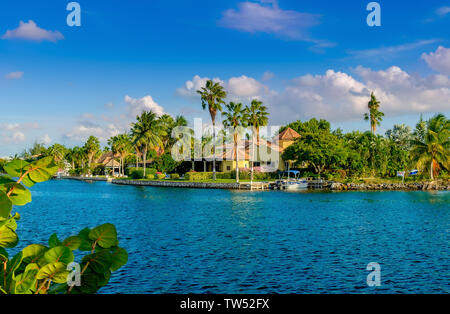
[156,173,166,180]
[146,173,155,180]
[185,172,213,181]
[130,169,144,179]
[170,173,180,180]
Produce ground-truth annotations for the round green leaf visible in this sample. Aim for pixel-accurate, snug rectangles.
[62,236,82,251]
[110,247,128,272]
[78,227,93,251]
[82,250,113,274]
[1,183,31,206]
[43,246,74,265]
[22,244,48,264]
[48,233,62,248]
[88,223,118,249]
[37,262,69,284]
[0,225,18,248]
[4,160,29,178]
[14,269,38,294]
[0,190,12,219]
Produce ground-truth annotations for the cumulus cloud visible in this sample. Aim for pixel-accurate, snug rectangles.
[268,66,450,123]
[40,134,52,145]
[124,95,165,117]
[177,75,271,103]
[64,120,122,142]
[12,132,25,142]
[219,1,322,42]
[5,71,24,79]
[2,20,63,42]
[422,46,450,75]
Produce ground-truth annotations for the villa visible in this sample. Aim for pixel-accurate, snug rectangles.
[192,127,301,173]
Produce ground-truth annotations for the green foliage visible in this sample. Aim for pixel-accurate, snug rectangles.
[154,153,180,173]
[0,157,127,294]
[185,172,213,181]
[156,173,166,180]
[170,173,180,180]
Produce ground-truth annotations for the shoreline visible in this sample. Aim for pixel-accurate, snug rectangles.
[58,176,449,191]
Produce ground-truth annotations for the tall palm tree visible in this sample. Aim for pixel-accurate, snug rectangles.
[108,134,132,175]
[131,111,165,177]
[246,100,269,181]
[46,144,67,165]
[223,102,248,183]
[83,136,101,171]
[197,80,227,180]
[411,114,449,180]
[364,92,384,135]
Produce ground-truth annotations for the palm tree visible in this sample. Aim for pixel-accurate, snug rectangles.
[108,134,132,175]
[46,144,67,165]
[222,102,248,183]
[131,111,165,177]
[411,114,449,180]
[197,80,227,180]
[246,100,269,181]
[83,136,101,171]
[364,92,384,135]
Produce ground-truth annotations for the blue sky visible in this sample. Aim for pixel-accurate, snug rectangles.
[0,0,449,156]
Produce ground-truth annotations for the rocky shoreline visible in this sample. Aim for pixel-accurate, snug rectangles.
[330,181,450,191]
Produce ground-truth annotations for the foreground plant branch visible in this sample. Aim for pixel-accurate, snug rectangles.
[0,156,128,294]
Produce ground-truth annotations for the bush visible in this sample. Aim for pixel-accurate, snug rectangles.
[156,173,166,180]
[185,172,213,181]
[131,169,144,179]
[170,173,180,180]
[146,173,155,180]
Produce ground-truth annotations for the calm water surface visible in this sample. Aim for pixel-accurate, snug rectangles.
[15,180,450,293]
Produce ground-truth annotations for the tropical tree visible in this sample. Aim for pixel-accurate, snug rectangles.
[83,136,101,171]
[46,144,67,167]
[246,100,269,181]
[108,134,132,176]
[131,111,165,177]
[223,102,248,183]
[410,114,449,180]
[197,80,227,180]
[364,92,384,135]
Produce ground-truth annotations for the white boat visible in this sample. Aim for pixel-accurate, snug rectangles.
[277,170,308,191]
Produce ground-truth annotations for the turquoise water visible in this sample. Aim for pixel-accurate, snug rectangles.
[15,180,450,293]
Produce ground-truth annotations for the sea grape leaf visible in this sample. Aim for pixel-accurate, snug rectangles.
[48,233,62,248]
[14,269,38,294]
[0,225,19,248]
[82,250,113,274]
[0,183,31,206]
[110,247,128,272]
[0,190,13,219]
[25,157,59,183]
[4,160,29,178]
[62,236,82,251]
[78,227,94,251]
[43,246,74,265]
[88,223,118,249]
[37,262,69,284]
[0,247,8,261]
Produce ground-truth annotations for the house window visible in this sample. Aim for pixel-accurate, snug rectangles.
[254,162,261,167]
[227,166,231,171]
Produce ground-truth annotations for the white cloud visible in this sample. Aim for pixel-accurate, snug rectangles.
[422,46,450,75]
[178,75,270,103]
[268,66,450,123]
[2,20,63,42]
[436,6,450,16]
[40,134,52,145]
[65,121,122,142]
[124,95,165,117]
[12,132,25,142]
[219,1,321,41]
[262,71,274,81]
[5,71,24,79]
[347,40,439,59]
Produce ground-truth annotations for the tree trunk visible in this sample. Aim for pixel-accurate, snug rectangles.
[235,134,239,183]
[430,159,434,181]
[143,147,147,177]
[212,122,216,181]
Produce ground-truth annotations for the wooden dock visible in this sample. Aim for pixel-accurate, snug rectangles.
[239,182,271,190]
